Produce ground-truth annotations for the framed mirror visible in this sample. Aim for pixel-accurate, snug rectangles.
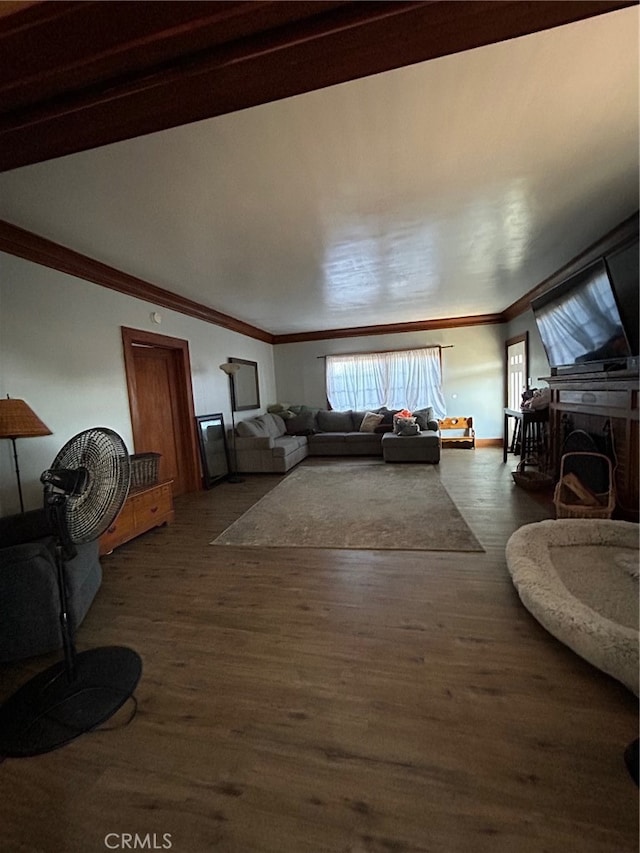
[195,413,230,487]
[229,358,260,411]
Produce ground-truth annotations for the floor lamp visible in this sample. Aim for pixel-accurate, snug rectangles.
[219,363,244,484]
[0,396,52,513]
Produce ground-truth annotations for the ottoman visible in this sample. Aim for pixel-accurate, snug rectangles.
[382,431,441,464]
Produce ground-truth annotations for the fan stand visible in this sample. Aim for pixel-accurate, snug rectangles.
[0,495,142,758]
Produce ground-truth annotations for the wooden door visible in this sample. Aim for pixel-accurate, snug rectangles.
[131,346,187,494]
[122,328,200,497]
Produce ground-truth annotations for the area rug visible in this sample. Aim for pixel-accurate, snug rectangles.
[212,463,483,552]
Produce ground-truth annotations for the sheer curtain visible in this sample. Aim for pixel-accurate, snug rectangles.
[326,347,446,418]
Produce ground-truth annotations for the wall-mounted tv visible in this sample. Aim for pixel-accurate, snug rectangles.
[531,257,633,373]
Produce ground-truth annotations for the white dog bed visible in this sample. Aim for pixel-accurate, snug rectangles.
[506,519,639,695]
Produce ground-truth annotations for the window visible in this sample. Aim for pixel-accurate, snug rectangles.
[326,347,446,417]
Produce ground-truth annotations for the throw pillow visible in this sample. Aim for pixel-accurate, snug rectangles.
[285,410,318,436]
[393,415,419,435]
[376,407,400,426]
[359,411,384,432]
[413,407,438,432]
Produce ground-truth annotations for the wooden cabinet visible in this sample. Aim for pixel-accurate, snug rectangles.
[547,370,638,520]
[99,480,174,555]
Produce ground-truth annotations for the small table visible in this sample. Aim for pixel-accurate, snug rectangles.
[503,408,549,463]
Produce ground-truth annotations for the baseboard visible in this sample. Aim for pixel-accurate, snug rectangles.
[475,438,503,448]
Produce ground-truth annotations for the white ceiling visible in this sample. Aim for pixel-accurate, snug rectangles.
[0,6,638,336]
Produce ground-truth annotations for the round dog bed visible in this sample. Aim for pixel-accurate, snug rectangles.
[506,519,639,695]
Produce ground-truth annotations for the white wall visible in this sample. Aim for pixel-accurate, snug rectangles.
[0,253,276,515]
[274,324,506,439]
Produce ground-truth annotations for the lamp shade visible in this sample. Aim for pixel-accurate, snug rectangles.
[0,398,52,439]
[219,362,242,376]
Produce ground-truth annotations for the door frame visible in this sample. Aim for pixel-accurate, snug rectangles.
[504,332,529,408]
[121,326,201,493]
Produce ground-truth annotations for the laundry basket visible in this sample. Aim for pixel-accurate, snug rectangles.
[553,451,614,519]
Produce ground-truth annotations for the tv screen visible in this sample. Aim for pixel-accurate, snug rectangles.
[531,258,632,370]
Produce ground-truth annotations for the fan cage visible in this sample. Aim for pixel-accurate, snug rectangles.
[49,428,131,543]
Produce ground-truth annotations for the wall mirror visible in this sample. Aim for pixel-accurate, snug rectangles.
[195,413,229,487]
[229,358,260,411]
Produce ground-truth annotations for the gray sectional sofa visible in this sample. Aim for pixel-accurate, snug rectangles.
[233,406,441,473]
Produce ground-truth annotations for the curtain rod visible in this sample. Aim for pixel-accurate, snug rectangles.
[317,345,454,358]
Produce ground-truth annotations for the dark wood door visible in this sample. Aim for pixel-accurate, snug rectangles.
[131,346,188,494]
[122,327,200,498]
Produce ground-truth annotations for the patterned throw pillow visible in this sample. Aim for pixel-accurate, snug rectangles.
[359,411,384,432]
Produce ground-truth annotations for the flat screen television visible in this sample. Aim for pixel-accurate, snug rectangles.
[531,257,633,373]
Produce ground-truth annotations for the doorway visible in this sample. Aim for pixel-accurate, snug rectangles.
[121,327,200,496]
[505,333,529,411]
[505,333,529,447]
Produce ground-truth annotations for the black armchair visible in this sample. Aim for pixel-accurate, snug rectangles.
[0,508,102,662]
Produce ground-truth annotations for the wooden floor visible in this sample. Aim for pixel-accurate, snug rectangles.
[1,449,638,853]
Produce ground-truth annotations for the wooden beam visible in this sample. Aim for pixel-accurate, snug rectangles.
[0,0,633,172]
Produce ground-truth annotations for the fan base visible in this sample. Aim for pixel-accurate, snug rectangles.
[0,646,142,758]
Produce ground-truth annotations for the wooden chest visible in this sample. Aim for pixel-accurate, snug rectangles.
[99,480,174,555]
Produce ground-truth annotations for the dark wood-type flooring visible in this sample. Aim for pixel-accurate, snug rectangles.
[1,449,638,852]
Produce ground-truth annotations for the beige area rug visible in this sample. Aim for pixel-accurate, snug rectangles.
[212,463,483,551]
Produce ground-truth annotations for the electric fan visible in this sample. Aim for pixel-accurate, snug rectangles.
[0,428,142,757]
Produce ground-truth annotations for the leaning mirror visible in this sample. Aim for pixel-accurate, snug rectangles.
[195,413,230,487]
[229,358,260,411]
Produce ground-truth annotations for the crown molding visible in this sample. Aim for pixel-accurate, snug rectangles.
[0,217,508,342]
[272,314,505,344]
[3,214,637,344]
[501,211,640,322]
[0,218,274,343]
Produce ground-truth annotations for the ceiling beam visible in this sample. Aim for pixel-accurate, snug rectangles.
[0,0,633,172]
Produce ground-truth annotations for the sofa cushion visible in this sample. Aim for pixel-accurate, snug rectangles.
[236,416,269,438]
[351,410,366,429]
[265,413,286,437]
[317,410,353,432]
[285,410,318,436]
[236,413,285,439]
[272,436,308,457]
[309,431,347,444]
[344,432,383,448]
[359,411,384,432]
[413,407,439,432]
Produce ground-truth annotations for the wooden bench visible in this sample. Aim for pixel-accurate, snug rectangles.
[438,416,476,449]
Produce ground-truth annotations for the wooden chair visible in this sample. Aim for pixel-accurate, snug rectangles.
[438,416,476,449]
